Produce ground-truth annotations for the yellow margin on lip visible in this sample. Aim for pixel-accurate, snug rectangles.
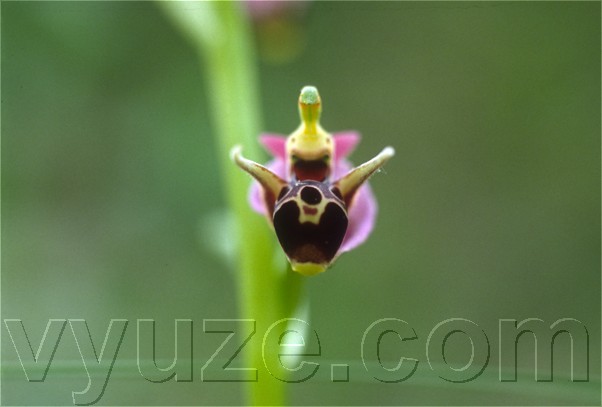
[291,262,327,276]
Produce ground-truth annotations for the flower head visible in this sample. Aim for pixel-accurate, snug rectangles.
[232,87,394,275]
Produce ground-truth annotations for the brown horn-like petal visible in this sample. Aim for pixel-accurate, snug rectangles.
[334,146,395,207]
[231,145,287,216]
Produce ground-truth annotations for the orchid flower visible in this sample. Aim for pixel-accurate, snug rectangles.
[244,1,310,64]
[245,0,308,20]
[232,86,394,276]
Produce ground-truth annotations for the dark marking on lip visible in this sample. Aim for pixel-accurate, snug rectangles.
[273,201,348,264]
[301,186,322,205]
[303,206,318,215]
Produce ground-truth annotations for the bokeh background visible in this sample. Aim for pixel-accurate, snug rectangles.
[2,1,600,405]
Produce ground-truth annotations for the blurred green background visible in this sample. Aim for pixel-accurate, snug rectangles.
[2,1,600,405]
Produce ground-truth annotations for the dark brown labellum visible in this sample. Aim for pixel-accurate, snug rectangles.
[273,181,348,267]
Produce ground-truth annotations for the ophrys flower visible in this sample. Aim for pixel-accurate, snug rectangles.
[232,86,394,275]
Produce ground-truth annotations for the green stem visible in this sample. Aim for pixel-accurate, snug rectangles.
[161,2,303,405]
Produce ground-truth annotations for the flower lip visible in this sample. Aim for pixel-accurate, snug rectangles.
[273,191,348,273]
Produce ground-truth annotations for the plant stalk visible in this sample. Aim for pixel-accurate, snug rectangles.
[161,2,304,405]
